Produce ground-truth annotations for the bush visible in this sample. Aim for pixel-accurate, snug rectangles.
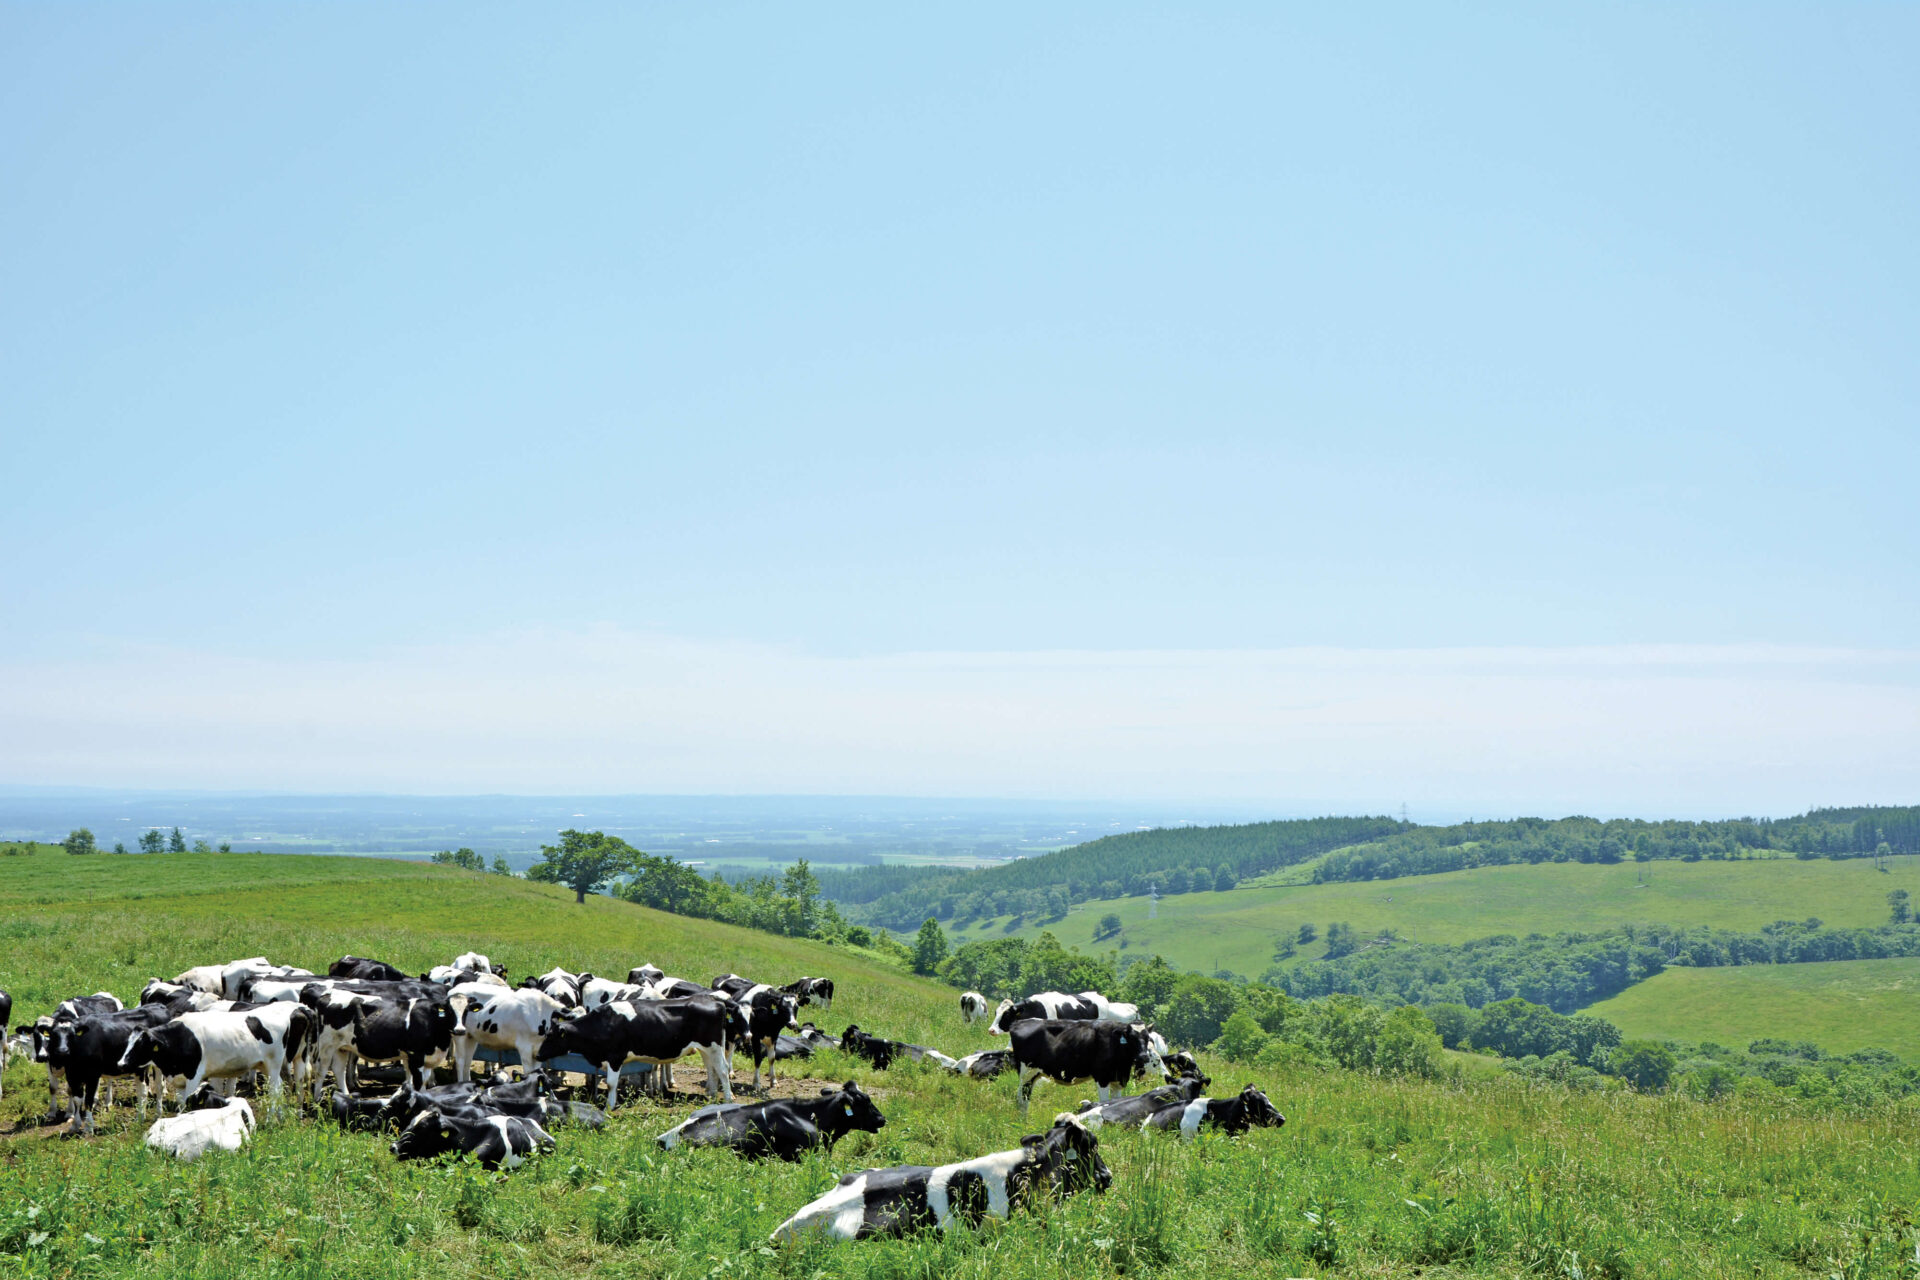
[1612,1041,1678,1093]
[1212,1011,1271,1063]
[1375,1005,1444,1077]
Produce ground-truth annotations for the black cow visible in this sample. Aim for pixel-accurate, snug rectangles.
[328,955,411,982]
[1074,1074,1206,1129]
[770,1113,1111,1242]
[1142,1084,1286,1139]
[781,977,835,1013]
[31,993,127,1122]
[391,1106,555,1169]
[1007,1019,1165,1115]
[771,1032,814,1061]
[371,1075,553,1131]
[657,1080,885,1160]
[348,998,455,1087]
[535,997,734,1104]
[839,1025,902,1069]
[45,1004,177,1133]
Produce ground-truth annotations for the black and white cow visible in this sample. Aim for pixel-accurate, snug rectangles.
[781,977,835,1013]
[959,992,990,1023]
[1074,1074,1206,1129]
[345,998,455,1090]
[452,952,505,976]
[30,993,124,1120]
[367,1075,550,1132]
[44,1003,178,1132]
[220,958,313,1001]
[987,991,1138,1034]
[793,1023,840,1052]
[947,1048,1016,1080]
[733,986,801,1091]
[391,1106,555,1170]
[328,955,411,982]
[118,1005,316,1103]
[1142,1084,1286,1140]
[657,1080,885,1161]
[0,988,10,1101]
[626,963,664,987]
[770,1113,1112,1243]
[1007,1018,1166,1115]
[145,1095,254,1160]
[642,976,709,1001]
[526,968,584,1008]
[447,984,568,1081]
[578,976,650,1010]
[838,1026,954,1071]
[535,998,735,1104]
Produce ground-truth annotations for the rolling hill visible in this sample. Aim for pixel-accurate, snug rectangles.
[2,848,1916,1279]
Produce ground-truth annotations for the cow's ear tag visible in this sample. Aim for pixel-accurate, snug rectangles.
[1119,1036,1127,1044]
[844,1105,853,1117]
[441,1128,452,1138]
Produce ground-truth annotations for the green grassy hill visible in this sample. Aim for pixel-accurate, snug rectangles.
[973,854,1920,978]
[3,849,1917,1279]
[1587,956,1920,1061]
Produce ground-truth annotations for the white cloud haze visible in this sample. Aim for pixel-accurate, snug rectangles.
[2,630,1915,816]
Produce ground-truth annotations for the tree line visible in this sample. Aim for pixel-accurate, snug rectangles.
[58,827,231,855]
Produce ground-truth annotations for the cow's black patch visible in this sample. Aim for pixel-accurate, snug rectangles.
[246,1016,272,1044]
[858,1166,938,1238]
[945,1169,991,1227]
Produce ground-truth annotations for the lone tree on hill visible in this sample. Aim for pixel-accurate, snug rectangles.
[527,828,640,903]
[63,827,97,856]
[138,828,165,855]
[912,918,949,975]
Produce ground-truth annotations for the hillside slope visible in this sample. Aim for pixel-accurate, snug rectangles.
[3,851,1916,1280]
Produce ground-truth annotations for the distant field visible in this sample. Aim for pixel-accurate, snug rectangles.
[1587,957,1920,1060]
[969,854,1920,977]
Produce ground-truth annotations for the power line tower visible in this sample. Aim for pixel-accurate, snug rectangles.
[1400,802,1410,825]
[1147,885,1160,919]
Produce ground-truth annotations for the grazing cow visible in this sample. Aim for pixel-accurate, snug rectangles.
[948,1049,1016,1080]
[1142,1084,1286,1140]
[959,992,990,1023]
[987,991,1138,1034]
[447,985,568,1082]
[118,1005,316,1102]
[0,988,9,1101]
[782,977,835,1013]
[1007,1019,1166,1116]
[391,1106,554,1170]
[658,1080,885,1161]
[1074,1075,1206,1129]
[145,1095,254,1160]
[534,998,734,1104]
[770,1113,1111,1243]
[328,955,410,982]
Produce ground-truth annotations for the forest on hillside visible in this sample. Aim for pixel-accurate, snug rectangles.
[828,806,1920,931]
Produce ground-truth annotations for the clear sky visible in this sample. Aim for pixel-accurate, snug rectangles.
[3,6,1916,812]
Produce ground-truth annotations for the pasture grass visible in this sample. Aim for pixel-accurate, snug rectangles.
[975,854,1920,977]
[1588,956,1920,1060]
[4,850,1920,1278]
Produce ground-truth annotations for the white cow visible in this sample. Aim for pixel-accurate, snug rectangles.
[120,1004,315,1102]
[448,984,567,1081]
[145,1097,254,1161]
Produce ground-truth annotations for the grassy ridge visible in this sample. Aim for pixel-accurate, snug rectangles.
[1588,958,1920,1061]
[3,851,1919,1279]
[971,854,1920,978]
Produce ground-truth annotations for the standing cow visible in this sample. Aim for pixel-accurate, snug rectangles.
[987,991,1138,1034]
[118,1005,317,1106]
[1007,1018,1166,1115]
[0,988,10,1101]
[960,992,990,1024]
[447,984,568,1081]
[534,998,734,1104]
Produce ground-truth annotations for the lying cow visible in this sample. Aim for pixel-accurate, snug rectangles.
[947,1049,1016,1080]
[391,1106,555,1170]
[145,1095,254,1160]
[535,997,734,1103]
[368,1074,568,1132]
[657,1081,885,1161]
[987,991,1138,1034]
[770,1113,1111,1243]
[1143,1084,1286,1140]
[838,1026,955,1071]
[1074,1075,1206,1129]
[959,992,989,1024]
[1008,1018,1166,1115]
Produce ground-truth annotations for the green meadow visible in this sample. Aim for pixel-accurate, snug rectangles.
[4,849,1920,1279]
[1589,957,1920,1062]
[971,854,1920,978]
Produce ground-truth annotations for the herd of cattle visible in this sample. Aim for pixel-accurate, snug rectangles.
[0,958,1284,1243]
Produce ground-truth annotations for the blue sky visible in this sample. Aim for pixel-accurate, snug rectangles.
[3,6,1916,810]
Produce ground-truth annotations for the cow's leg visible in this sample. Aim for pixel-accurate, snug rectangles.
[101,1079,115,1110]
[604,1064,620,1110]
[1097,1082,1111,1104]
[1017,1067,1042,1116]
[697,1043,733,1101]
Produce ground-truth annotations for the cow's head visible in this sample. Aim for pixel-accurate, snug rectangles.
[987,999,1020,1034]
[1131,1023,1169,1081]
[776,993,801,1031]
[1235,1084,1285,1130]
[117,1022,187,1073]
[390,1107,462,1161]
[1024,1113,1113,1196]
[824,1080,886,1133]
[140,978,186,1005]
[1165,1051,1209,1088]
